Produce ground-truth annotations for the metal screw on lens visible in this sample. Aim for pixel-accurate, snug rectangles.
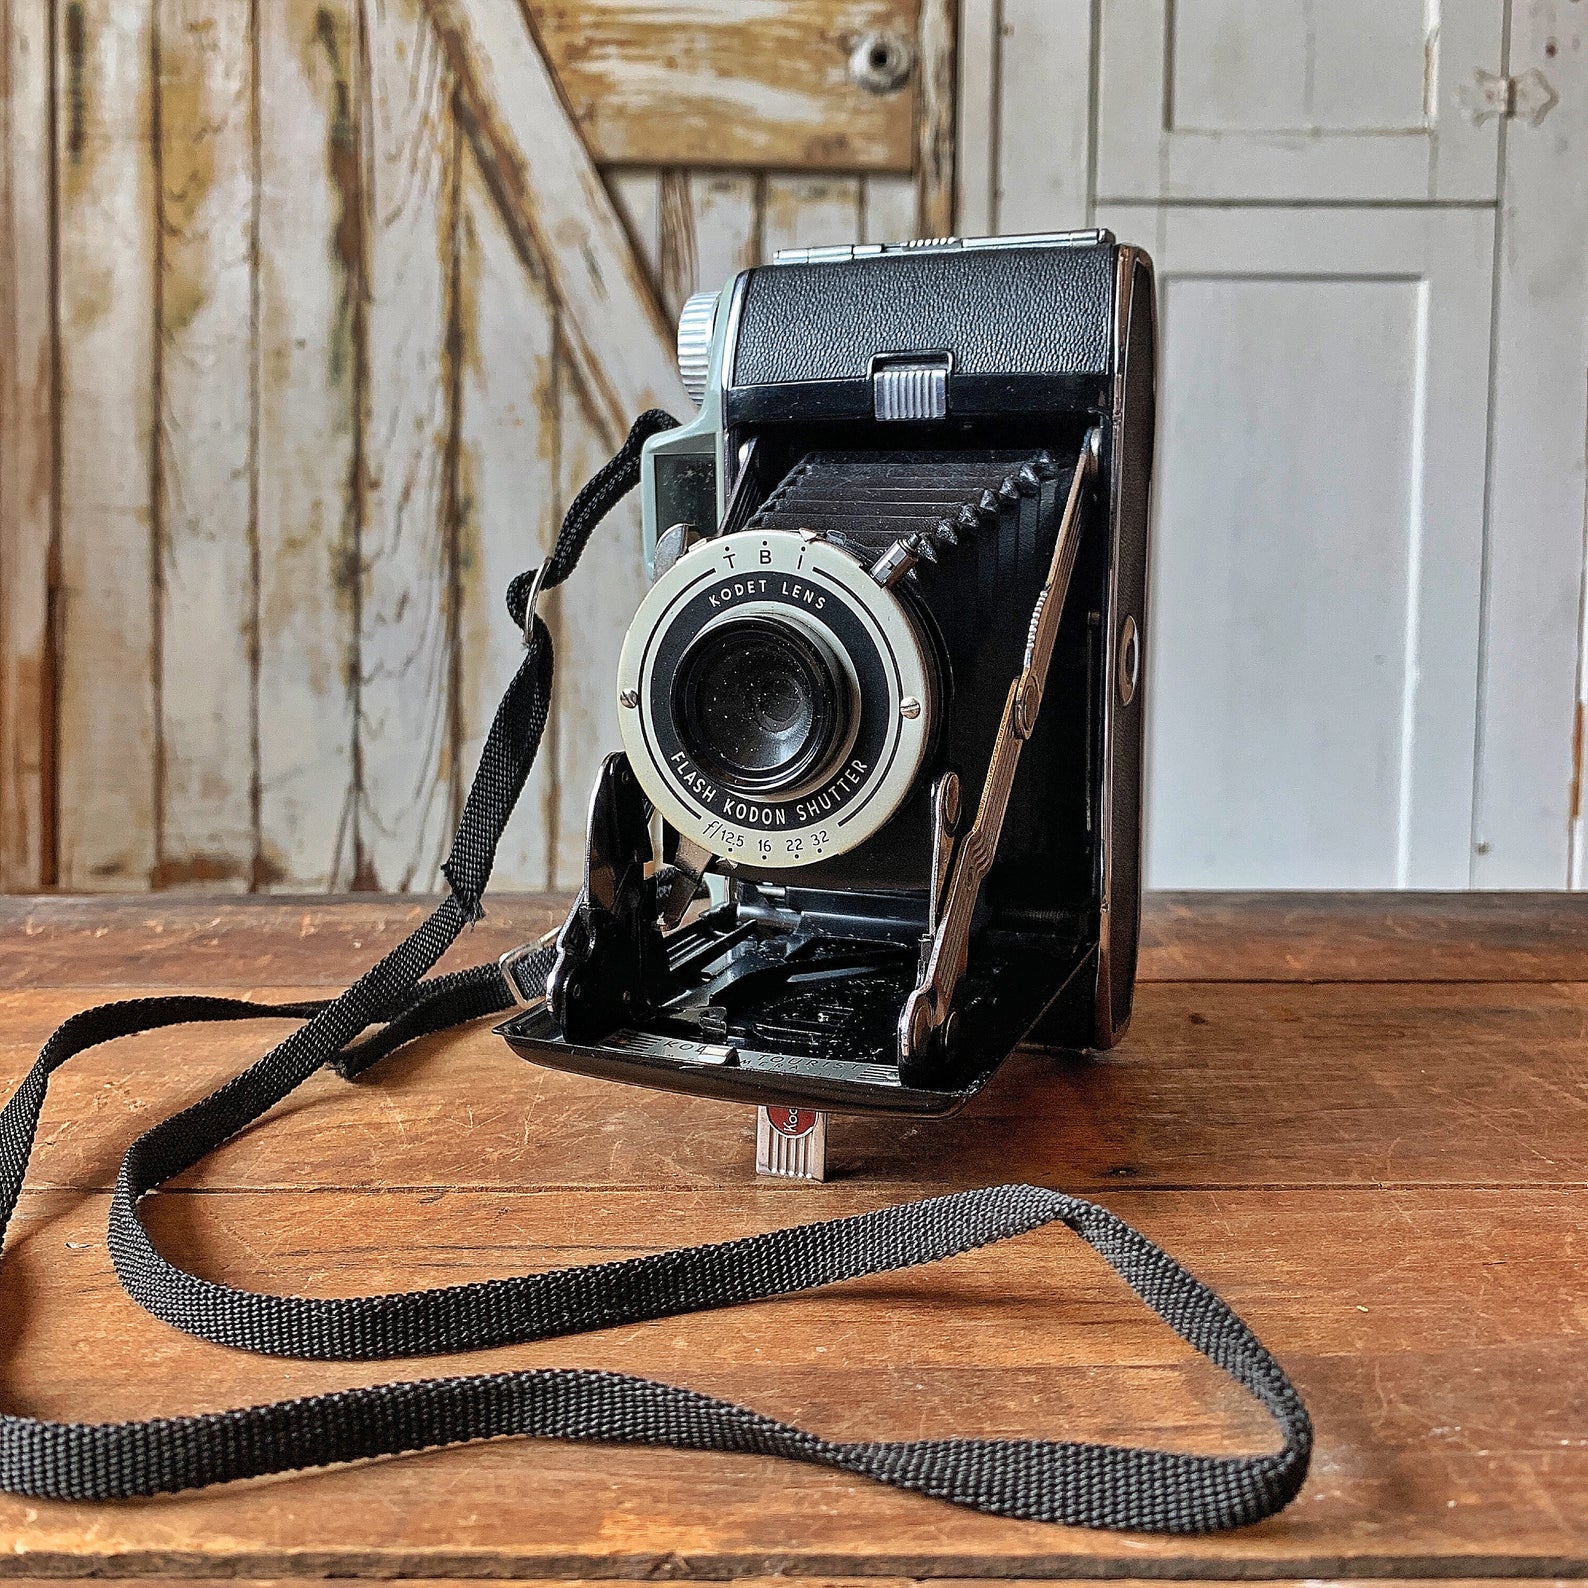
[620,689,639,709]
[901,696,922,719]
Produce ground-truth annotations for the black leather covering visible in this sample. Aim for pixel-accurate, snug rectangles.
[731,243,1116,388]
[1098,250,1156,1043]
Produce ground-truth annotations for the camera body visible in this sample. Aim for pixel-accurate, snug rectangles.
[499,231,1156,1115]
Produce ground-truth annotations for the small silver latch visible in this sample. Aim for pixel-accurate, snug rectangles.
[873,353,951,422]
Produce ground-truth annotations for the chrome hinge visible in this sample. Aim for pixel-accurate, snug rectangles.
[771,243,885,265]
[1459,66,1558,126]
[771,230,1114,266]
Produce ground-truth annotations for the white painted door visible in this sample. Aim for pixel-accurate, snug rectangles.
[1094,205,1496,888]
[966,0,1584,888]
[1097,0,1506,202]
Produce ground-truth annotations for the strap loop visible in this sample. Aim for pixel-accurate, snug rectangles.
[517,558,551,646]
[0,413,1312,1528]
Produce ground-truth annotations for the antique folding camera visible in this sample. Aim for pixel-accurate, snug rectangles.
[500,230,1156,1132]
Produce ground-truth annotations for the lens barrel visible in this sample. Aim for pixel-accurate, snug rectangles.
[672,616,849,795]
[617,528,936,870]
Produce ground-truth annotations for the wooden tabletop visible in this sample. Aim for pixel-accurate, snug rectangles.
[1,891,1586,1582]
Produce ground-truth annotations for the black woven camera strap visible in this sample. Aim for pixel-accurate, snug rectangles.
[0,412,1312,1530]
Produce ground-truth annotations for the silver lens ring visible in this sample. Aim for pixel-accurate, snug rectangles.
[617,529,936,870]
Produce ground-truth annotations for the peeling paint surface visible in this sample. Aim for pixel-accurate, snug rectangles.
[13,0,928,893]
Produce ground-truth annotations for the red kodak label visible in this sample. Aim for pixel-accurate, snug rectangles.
[766,1107,817,1138]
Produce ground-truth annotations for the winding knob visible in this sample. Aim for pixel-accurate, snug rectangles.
[675,291,718,405]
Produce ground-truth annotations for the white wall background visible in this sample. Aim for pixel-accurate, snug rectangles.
[958,0,1588,888]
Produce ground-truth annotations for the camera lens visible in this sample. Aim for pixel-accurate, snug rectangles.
[673,616,849,795]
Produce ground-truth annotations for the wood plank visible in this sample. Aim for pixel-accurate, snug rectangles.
[685,171,760,286]
[455,153,560,889]
[54,0,160,890]
[153,0,258,890]
[995,0,1093,231]
[0,894,566,990]
[763,175,864,258]
[2,1582,1559,1588]
[5,976,1588,1195]
[914,0,956,235]
[356,0,460,892]
[1474,0,1588,887]
[654,169,694,320]
[423,0,688,440]
[650,166,771,317]
[644,169,761,318]
[1580,651,1588,890]
[1137,891,1588,984]
[254,0,363,891]
[524,0,920,173]
[860,172,918,243]
[550,361,644,887]
[605,166,661,297]
[953,0,998,234]
[538,166,676,884]
[8,893,1588,991]
[0,0,55,891]
[0,1186,1585,1572]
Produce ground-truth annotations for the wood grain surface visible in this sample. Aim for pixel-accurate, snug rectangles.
[357,0,461,895]
[253,0,362,893]
[4,890,1582,988]
[523,0,923,173]
[0,893,1585,1576]
[153,0,258,891]
[53,0,160,891]
[0,0,55,892]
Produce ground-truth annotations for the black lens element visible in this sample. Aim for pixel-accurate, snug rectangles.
[674,616,848,795]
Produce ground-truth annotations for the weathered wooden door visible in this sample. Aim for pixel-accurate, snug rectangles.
[0,0,954,894]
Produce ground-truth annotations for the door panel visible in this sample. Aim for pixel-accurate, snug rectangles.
[1097,206,1495,888]
[1475,0,1588,888]
[1098,0,1504,201]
